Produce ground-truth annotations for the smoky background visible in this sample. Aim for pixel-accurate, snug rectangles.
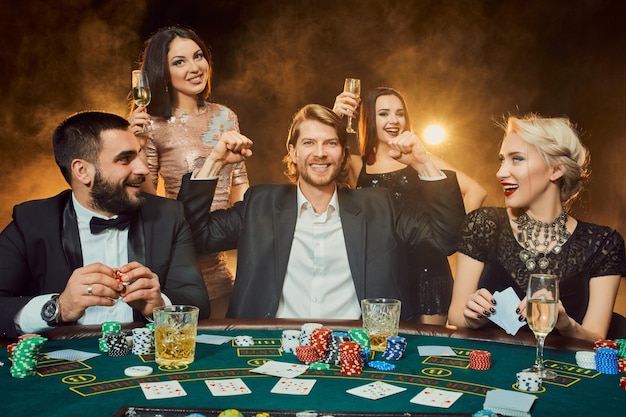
[1,0,625,239]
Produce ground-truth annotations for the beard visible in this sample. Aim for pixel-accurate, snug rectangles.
[297,157,342,188]
[90,169,145,215]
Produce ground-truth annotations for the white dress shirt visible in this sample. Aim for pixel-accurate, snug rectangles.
[275,185,361,319]
[14,194,169,334]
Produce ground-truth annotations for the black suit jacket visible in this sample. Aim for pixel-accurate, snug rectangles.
[178,173,465,321]
[0,190,210,339]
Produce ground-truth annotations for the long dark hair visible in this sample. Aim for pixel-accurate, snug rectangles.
[137,26,212,119]
[358,87,412,161]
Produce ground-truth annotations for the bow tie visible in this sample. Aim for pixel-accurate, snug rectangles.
[89,214,132,234]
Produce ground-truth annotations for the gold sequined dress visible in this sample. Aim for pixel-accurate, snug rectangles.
[146,102,249,301]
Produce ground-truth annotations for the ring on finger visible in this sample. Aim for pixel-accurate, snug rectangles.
[87,284,93,295]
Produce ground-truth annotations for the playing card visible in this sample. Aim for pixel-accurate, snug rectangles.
[270,377,316,395]
[196,334,234,345]
[140,381,187,400]
[410,387,462,408]
[346,381,406,400]
[205,378,252,396]
[417,346,456,356]
[45,349,100,361]
[490,287,526,335]
[250,361,309,378]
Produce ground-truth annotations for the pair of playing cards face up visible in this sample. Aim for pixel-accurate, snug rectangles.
[206,377,316,396]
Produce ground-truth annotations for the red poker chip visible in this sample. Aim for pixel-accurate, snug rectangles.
[594,339,619,351]
[620,377,626,389]
[469,350,492,370]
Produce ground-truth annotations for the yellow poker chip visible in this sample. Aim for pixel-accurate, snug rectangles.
[124,365,153,377]
[218,410,244,417]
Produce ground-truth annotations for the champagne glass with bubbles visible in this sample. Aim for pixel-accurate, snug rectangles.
[132,70,152,131]
[525,273,559,379]
[343,78,361,133]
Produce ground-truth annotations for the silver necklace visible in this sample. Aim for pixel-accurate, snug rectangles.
[515,209,570,271]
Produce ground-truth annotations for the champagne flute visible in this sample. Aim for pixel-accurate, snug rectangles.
[132,70,152,132]
[343,78,361,133]
[525,273,559,380]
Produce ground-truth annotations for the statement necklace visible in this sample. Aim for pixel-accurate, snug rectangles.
[515,209,571,271]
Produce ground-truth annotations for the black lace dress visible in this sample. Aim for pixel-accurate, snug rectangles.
[357,164,459,317]
[458,207,626,325]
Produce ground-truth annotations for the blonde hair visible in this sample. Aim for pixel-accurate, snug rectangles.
[506,114,590,206]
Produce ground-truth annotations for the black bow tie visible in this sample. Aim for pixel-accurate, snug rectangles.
[89,214,132,234]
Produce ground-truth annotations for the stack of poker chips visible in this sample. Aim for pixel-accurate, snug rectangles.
[339,340,363,376]
[100,321,122,352]
[469,350,491,370]
[234,335,255,347]
[594,347,619,374]
[105,332,131,357]
[320,331,351,365]
[295,345,321,363]
[309,327,333,358]
[515,371,542,392]
[382,336,407,360]
[575,351,596,370]
[593,339,620,374]
[299,322,323,346]
[9,334,47,378]
[280,330,301,353]
[131,327,153,355]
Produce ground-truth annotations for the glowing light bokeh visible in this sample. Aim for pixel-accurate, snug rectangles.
[423,125,446,145]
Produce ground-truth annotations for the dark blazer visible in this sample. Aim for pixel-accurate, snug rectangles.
[0,190,210,339]
[178,173,465,321]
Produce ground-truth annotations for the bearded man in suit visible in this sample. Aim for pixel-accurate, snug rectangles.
[0,111,210,339]
[178,104,465,321]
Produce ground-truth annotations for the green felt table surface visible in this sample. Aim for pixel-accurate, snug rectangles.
[1,329,623,416]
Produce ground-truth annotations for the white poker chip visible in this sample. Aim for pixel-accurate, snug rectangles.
[124,365,153,377]
[234,335,255,347]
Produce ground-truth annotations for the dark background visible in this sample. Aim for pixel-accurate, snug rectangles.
[1,0,625,238]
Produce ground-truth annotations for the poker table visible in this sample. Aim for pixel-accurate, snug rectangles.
[1,319,624,416]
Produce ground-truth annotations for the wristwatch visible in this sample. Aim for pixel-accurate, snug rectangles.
[41,294,61,326]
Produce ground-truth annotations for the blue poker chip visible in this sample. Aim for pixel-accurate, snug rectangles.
[368,360,396,371]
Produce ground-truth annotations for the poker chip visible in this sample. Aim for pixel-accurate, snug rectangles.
[575,351,596,370]
[368,360,396,371]
[320,332,352,365]
[594,339,619,351]
[309,362,330,370]
[469,350,491,370]
[218,409,244,417]
[281,330,301,353]
[9,335,47,378]
[382,335,407,360]
[124,365,153,377]
[295,345,321,364]
[131,327,153,355]
[105,332,131,357]
[616,339,626,358]
[310,328,332,357]
[339,340,363,376]
[299,323,323,346]
[620,377,626,390]
[348,328,370,348]
[234,336,255,347]
[472,410,498,417]
[516,371,542,392]
[595,347,619,374]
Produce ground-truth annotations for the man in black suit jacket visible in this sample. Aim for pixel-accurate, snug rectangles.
[0,112,210,339]
[178,104,464,321]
